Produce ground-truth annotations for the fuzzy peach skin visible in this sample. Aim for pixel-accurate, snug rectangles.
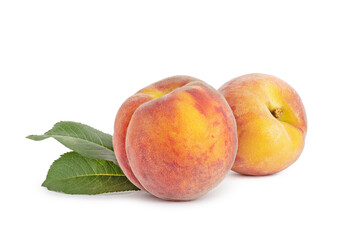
[219,73,307,176]
[113,76,238,200]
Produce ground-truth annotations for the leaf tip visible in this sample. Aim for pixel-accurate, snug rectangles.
[26,135,37,140]
[41,180,48,188]
[26,134,49,141]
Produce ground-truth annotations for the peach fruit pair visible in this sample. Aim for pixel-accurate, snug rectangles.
[113,74,307,201]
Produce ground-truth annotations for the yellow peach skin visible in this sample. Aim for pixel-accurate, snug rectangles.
[113,76,238,200]
[219,73,307,176]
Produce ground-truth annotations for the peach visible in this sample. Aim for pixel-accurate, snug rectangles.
[113,76,237,200]
[219,73,307,176]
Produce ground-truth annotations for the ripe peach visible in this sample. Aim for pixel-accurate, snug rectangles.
[113,76,237,200]
[219,73,307,176]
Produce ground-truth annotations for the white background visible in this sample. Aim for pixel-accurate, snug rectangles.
[1,1,360,239]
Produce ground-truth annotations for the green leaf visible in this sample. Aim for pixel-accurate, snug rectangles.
[42,152,139,194]
[27,121,117,163]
